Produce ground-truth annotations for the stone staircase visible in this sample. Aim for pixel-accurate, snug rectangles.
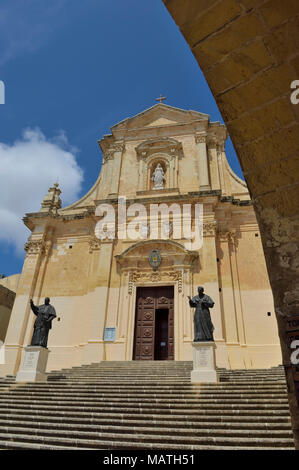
[0,361,295,450]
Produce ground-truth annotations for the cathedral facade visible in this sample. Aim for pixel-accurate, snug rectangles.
[0,104,282,376]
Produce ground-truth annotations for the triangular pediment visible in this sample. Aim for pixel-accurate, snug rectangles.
[144,117,179,127]
[111,104,209,131]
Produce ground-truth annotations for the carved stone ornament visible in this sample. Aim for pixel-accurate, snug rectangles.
[218,229,238,245]
[89,235,101,253]
[148,249,162,270]
[128,270,183,294]
[195,134,206,144]
[24,239,45,255]
[203,221,217,237]
[40,183,62,214]
[103,143,125,163]
[24,238,53,256]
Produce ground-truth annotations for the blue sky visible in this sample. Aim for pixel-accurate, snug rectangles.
[0,0,243,277]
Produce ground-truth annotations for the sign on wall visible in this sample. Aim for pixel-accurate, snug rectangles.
[104,328,116,342]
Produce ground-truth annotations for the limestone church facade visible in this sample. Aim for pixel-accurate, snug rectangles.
[0,104,282,376]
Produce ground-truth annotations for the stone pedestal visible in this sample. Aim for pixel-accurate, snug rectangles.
[16,346,49,382]
[191,341,218,383]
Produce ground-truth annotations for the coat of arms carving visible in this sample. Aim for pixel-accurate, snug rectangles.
[148,249,162,270]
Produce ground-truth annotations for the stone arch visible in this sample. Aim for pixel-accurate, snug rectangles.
[163,0,299,447]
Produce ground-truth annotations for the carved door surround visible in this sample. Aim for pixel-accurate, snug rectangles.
[135,138,183,192]
[115,239,198,360]
[133,286,174,360]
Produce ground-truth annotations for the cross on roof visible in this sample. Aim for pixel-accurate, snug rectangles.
[155,94,166,104]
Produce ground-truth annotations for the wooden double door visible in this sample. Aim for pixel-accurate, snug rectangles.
[133,286,174,361]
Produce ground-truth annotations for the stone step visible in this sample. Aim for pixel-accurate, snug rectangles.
[0,395,289,406]
[0,437,291,451]
[64,368,283,373]
[0,406,291,420]
[9,379,286,390]
[46,378,286,384]
[0,363,292,450]
[0,412,291,429]
[0,441,89,450]
[2,385,288,394]
[1,383,288,393]
[51,366,282,371]
[1,391,288,400]
[0,420,292,439]
[1,388,288,397]
[0,397,288,408]
[0,403,290,415]
[0,428,293,449]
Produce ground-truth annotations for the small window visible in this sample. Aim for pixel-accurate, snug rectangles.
[267,312,271,317]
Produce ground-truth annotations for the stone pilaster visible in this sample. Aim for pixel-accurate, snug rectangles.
[207,140,221,190]
[1,234,48,376]
[107,143,125,197]
[217,142,227,196]
[195,134,210,190]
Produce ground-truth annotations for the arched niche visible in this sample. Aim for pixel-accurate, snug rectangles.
[135,137,183,192]
[147,155,169,190]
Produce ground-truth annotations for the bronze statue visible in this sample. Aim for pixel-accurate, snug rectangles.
[30,297,56,348]
[188,286,215,342]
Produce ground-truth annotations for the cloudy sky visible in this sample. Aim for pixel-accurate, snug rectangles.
[0,0,243,276]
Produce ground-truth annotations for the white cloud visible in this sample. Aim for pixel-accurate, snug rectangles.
[0,128,84,254]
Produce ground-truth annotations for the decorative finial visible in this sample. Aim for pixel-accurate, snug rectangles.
[155,94,166,104]
[40,182,62,214]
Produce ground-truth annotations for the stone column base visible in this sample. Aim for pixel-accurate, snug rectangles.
[16,346,49,382]
[191,341,218,383]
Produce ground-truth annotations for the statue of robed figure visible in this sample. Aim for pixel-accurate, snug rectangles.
[188,286,215,342]
[30,297,56,348]
[152,163,165,190]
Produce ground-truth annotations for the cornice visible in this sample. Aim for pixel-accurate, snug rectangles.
[102,142,125,163]
[135,137,183,159]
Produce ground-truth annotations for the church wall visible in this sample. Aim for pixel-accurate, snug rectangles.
[177,136,199,193]
[0,274,21,293]
[0,105,283,376]
[216,210,282,369]
[197,231,230,369]
[0,286,15,342]
[118,141,140,198]
[42,237,114,370]
[39,238,91,297]
[0,305,12,342]
[234,229,282,368]
[117,135,202,197]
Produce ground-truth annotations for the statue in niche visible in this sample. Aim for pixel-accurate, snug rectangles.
[152,163,165,190]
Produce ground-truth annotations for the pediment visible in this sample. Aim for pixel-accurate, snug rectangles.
[144,117,179,127]
[111,104,209,131]
[115,239,198,270]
